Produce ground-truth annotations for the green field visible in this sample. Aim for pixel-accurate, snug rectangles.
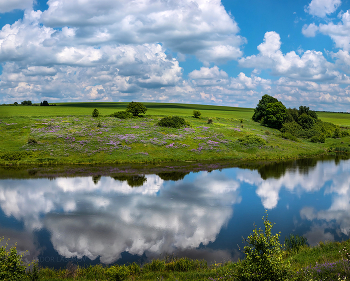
[0,102,349,166]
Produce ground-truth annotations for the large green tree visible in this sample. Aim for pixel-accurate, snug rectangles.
[126,101,147,117]
[252,94,279,122]
[262,102,288,129]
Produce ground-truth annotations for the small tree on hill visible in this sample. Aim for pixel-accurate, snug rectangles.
[40,100,49,106]
[92,108,99,117]
[126,101,147,117]
[262,102,287,130]
[193,110,201,118]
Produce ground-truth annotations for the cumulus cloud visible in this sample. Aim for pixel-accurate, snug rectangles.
[305,0,341,18]
[302,23,319,37]
[239,31,337,81]
[0,0,33,13]
[38,0,245,64]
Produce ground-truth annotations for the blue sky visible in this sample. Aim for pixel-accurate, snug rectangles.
[0,0,350,111]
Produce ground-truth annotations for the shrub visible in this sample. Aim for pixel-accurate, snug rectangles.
[281,132,298,142]
[40,101,49,106]
[235,213,291,281]
[0,237,29,281]
[143,259,165,272]
[157,116,190,129]
[284,234,308,253]
[106,265,130,281]
[27,138,38,144]
[310,134,326,143]
[126,101,147,117]
[92,108,99,118]
[21,100,32,106]
[298,113,316,129]
[333,126,341,138]
[110,111,132,119]
[193,110,201,118]
[238,134,266,146]
[207,118,213,124]
[14,102,18,106]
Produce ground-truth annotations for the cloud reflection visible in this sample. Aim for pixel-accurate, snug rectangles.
[0,172,240,264]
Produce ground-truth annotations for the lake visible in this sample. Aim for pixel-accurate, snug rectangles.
[0,156,349,269]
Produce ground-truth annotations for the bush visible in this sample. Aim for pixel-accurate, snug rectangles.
[157,116,190,129]
[298,113,316,129]
[238,134,266,146]
[21,100,32,106]
[193,110,201,118]
[40,101,49,106]
[143,259,165,272]
[284,234,308,253]
[126,101,147,117]
[110,111,132,119]
[14,102,18,106]
[92,108,99,118]
[310,134,326,143]
[27,138,38,144]
[106,265,130,281]
[252,94,279,122]
[281,132,298,142]
[0,237,29,281]
[207,118,213,124]
[333,126,341,138]
[235,213,291,281]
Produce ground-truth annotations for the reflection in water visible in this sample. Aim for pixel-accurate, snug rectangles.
[0,158,349,267]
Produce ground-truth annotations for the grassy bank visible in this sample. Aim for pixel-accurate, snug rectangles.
[0,103,349,166]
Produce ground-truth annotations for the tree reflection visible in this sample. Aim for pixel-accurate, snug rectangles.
[156,172,189,181]
[113,175,147,187]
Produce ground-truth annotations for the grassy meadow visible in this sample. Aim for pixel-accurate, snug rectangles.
[0,102,349,166]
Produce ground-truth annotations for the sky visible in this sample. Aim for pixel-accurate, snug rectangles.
[0,0,350,112]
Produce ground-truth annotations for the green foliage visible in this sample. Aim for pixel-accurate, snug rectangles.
[113,175,147,187]
[0,237,29,281]
[298,113,316,130]
[310,134,325,143]
[262,102,288,129]
[126,101,147,117]
[164,257,207,272]
[0,151,32,161]
[21,100,32,106]
[92,108,99,117]
[281,132,299,142]
[238,134,267,146]
[40,101,49,106]
[27,138,38,144]
[106,265,130,281]
[143,259,165,272]
[207,118,213,124]
[14,102,18,106]
[252,94,279,122]
[110,111,133,119]
[157,172,189,181]
[193,110,201,118]
[157,116,190,128]
[236,213,291,281]
[333,126,341,138]
[284,234,308,253]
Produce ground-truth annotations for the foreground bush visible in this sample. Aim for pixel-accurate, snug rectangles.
[157,116,190,128]
[238,134,266,146]
[193,110,201,118]
[235,213,291,281]
[0,237,29,281]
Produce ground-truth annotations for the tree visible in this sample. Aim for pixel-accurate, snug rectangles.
[40,100,49,106]
[126,101,147,117]
[21,100,32,106]
[262,102,287,130]
[13,102,18,106]
[298,113,316,129]
[252,94,279,122]
[92,108,99,117]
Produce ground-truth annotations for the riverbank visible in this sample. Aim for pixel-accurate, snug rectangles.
[1,103,350,166]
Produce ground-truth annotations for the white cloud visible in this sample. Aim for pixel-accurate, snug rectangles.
[0,0,33,13]
[305,0,341,18]
[39,0,244,64]
[302,23,319,37]
[239,31,337,81]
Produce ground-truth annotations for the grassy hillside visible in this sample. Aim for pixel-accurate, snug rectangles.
[0,102,349,166]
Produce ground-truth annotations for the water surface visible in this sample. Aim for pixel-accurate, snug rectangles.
[0,157,349,268]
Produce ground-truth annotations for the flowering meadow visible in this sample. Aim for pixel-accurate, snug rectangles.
[0,107,349,165]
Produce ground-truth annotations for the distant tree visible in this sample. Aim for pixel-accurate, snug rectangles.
[92,108,99,117]
[252,94,279,122]
[21,100,32,106]
[298,113,316,129]
[262,102,287,129]
[126,101,147,117]
[14,102,18,106]
[40,100,49,106]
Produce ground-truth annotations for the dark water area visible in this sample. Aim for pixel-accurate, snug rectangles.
[0,156,350,269]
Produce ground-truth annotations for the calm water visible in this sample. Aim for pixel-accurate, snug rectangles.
[0,157,350,268]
